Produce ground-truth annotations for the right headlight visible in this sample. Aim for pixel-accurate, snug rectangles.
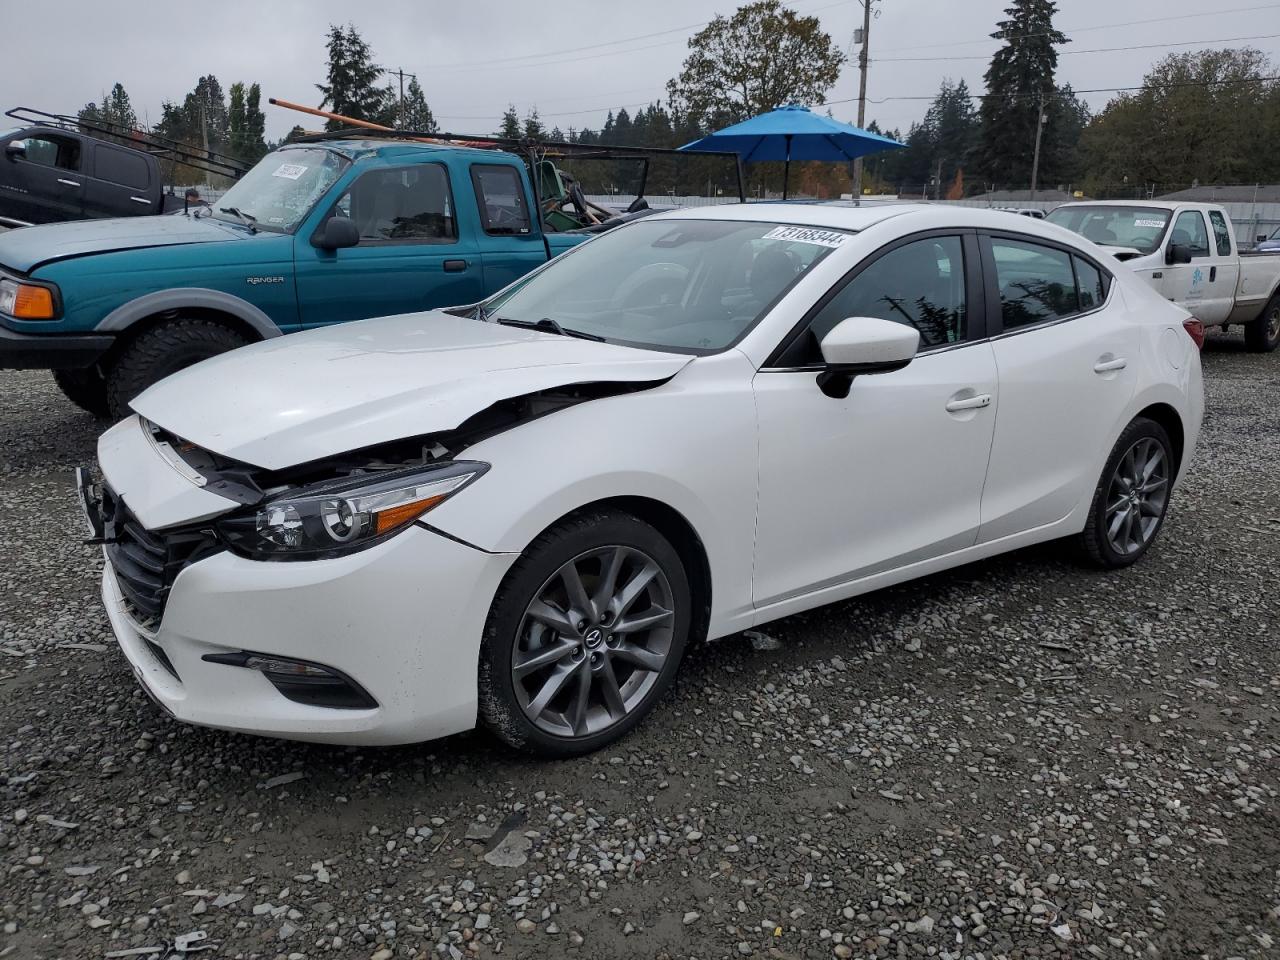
[217,461,486,561]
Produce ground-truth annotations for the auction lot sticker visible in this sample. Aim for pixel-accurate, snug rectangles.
[763,225,848,247]
[272,163,308,180]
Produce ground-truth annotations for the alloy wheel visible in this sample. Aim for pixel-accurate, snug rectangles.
[1104,436,1169,556]
[512,545,676,738]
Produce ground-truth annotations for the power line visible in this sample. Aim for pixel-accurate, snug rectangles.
[841,74,1280,105]
[874,33,1280,63]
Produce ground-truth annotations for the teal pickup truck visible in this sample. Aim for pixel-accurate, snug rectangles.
[0,137,611,417]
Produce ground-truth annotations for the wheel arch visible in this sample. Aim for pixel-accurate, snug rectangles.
[95,288,283,343]
[1133,401,1185,480]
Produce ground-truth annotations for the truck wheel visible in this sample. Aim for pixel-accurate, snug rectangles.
[1244,294,1280,352]
[52,369,110,418]
[106,319,248,420]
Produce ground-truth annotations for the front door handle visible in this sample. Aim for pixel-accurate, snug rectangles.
[57,178,80,188]
[945,393,992,412]
[129,196,151,205]
[443,259,468,272]
[1093,357,1128,373]
[1210,266,1217,282]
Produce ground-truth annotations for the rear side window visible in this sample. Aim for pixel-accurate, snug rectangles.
[991,238,1080,329]
[332,164,457,242]
[1074,256,1108,310]
[1208,210,1233,256]
[471,164,531,235]
[806,235,967,352]
[1171,210,1210,258]
[94,145,149,189]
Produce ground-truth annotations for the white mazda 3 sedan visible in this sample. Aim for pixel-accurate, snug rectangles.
[80,204,1204,757]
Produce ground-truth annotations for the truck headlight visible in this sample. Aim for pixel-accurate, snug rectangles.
[217,461,486,560]
[0,278,57,319]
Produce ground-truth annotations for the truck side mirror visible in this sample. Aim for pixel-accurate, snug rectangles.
[1258,234,1268,244]
[313,216,360,251]
[4,141,26,161]
[1166,243,1193,265]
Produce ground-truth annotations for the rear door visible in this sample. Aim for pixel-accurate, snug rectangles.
[1201,209,1240,325]
[470,162,549,293]
[979,234,1140,542]
[82,143,156,217]
[1,131,85,223]
[294,160,484,327]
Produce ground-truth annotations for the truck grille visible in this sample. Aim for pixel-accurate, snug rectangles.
[101,484,222,636]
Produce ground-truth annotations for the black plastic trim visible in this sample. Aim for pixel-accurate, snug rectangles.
[202,650,378,710]
[0,323,111,370]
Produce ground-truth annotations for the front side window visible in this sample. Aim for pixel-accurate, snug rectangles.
[482,218,845,353]
[330,164,456,242]
[208,147,348,233]
[992,238,1080,330]
[471,164,531,235]
[15,135,80,171]
[805,236,967,354]
[1171,210,1210,258]
[1208,210,1233,256]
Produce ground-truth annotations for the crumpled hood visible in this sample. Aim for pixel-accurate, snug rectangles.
[131,311,693,469]
[0,214,246,273]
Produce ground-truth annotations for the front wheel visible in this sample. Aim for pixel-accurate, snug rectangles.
[1244,293,1280,352]
[52,368,110,418]
[478,510,691,757]
[105,319,248,419]
[1077,417,1174,568]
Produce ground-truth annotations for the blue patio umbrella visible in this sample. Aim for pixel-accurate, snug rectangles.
[679,104,904,200]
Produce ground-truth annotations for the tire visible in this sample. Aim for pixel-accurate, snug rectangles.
[105,319,248,420]
[52,368,110,418]
[478,509,692,758]
[1243,293,1280,352]
[1077,417,1175,569]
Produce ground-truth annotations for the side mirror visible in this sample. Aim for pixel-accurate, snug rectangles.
[1257,234,1268,244]
[313,216,360,251]
[1166,243,1193,265]
[816,316,919,399]
[4,141,26,161]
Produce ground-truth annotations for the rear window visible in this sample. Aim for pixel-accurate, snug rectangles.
[94,145,150,189]
[471,165,531,235]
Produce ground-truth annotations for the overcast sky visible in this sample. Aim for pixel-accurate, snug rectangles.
[6,0,1279,142]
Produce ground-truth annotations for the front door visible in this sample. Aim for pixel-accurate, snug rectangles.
[752,233,998,609]
[295,162,483,328]
[1159,209,1213,316]
[978,235,1140,542]
[2,132,85,224]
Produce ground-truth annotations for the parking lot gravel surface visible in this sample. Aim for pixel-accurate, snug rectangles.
[0,335,1278,960]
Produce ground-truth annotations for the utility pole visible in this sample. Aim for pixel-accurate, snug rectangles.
[392,68,417,129]
[1029,99,1047,202]
[851,0,874,204]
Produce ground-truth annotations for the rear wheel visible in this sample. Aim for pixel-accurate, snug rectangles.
[1077,417,1174,568]
[105,319,248,420]
[1244,293,1280,352]
[478,510,691,757]
[52,368,110,418]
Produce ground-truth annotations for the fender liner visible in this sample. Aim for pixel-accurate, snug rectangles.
[95,288,283,340]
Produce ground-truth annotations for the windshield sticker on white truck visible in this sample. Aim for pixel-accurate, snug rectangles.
[762,226,848,248]
[272,163,308,180]
[1133,219,1166,228]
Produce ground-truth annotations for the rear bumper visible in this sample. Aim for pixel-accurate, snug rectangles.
[0,322,113,369]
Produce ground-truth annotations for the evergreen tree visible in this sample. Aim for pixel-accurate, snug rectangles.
[245,83,268,160]
[497,105,521,139]
[228,82,248,157]
[523,107,545,140]
[977,0,1067,186]
[549,125,565,142]
[104,83,138,134]
[316,24,391,130]
[401,77,437,132]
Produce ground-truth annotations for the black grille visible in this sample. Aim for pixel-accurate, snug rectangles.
[101,484,222,631]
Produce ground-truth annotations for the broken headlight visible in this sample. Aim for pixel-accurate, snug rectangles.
[218,461,486,560]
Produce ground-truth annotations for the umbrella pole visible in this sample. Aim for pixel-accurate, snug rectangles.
[782,135,791,200]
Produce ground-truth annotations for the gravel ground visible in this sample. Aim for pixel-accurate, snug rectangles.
[1,335,1278,960]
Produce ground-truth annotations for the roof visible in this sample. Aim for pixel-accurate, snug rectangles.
[970,189,1084,202]
[280,138,505,162]
[1156,184,1280,202]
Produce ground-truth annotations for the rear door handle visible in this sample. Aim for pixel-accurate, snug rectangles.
[945,394,992,412]
[57,178,80,187]
[443,259,468,272]
[1093,357,1128,373]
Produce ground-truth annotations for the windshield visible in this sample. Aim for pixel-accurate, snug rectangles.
[208,147,349,233]
[482,218,847,353]
[1047,205,1171,255]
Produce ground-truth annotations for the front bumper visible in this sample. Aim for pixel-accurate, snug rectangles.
[0,321,113,370]
[100,524,516,745]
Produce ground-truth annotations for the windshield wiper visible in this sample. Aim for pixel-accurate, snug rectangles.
[219,206,258,233]
[494,317,605,342]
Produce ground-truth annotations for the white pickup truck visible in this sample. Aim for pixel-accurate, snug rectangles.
[1046,200,1280,351]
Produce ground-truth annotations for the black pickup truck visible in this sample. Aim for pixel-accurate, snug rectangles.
[0,108,246,228]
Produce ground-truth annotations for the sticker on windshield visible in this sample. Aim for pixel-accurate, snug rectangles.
[272,163,308,180]
[762,225,848,248]
[1133,218,1165,228]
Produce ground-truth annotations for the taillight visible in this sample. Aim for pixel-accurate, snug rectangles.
[1183,317,1205,350]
